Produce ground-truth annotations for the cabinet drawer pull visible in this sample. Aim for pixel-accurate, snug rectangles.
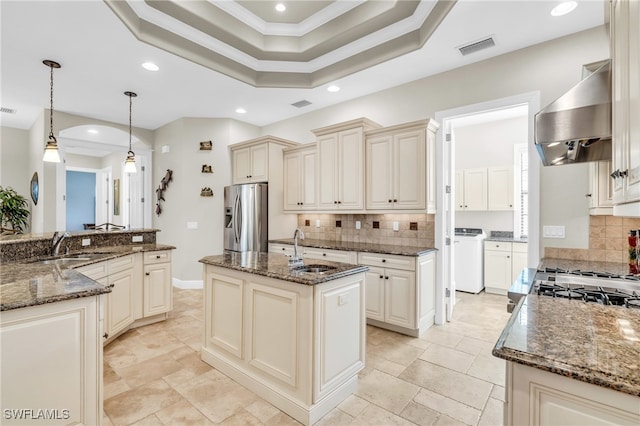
[145,272,150,276]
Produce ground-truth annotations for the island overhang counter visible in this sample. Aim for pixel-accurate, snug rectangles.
[199,252,368,426]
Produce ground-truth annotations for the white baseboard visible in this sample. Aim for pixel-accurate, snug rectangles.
[172,278,203,289]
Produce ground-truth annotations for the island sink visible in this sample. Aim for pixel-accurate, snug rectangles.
[291,264,337,273]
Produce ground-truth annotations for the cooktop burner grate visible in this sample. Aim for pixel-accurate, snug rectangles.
[534,280,640,308]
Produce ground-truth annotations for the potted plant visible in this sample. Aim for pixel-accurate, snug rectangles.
[0,186,30,234]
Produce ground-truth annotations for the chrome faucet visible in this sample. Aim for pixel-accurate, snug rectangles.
[51,231,70,256]
[289,228,305,267]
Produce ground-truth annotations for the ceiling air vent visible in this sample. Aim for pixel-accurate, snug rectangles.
[458,36,495,56]
[291,100,312,108]
[1,107,17,114]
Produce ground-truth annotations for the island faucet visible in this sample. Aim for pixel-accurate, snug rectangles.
[289,228,305,267]
[51,231,70,256]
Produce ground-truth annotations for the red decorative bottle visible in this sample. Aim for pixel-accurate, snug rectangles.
[629,230,638,275]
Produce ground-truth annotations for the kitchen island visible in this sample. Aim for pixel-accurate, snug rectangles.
[199,252,368,426]
[493,295,640,425]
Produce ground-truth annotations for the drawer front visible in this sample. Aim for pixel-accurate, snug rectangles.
[268,243,294,256]
[512,242,528,253]
[144,250,172,265]
[303,248,355,264]
[357,252,415,271]
[108,254,136,273]
[76,261,108,280]
[484,241,512,252]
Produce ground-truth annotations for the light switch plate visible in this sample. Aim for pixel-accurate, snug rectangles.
[82,238,91,246]
[393,221,399,232]
[132,235,144,242]
[355,221,361,230]
[543,225,565,238]
[187,222,198,229]
[315,219,321,228]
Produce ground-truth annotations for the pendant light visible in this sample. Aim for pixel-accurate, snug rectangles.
[124,91,137,173]
[42,60,61,163]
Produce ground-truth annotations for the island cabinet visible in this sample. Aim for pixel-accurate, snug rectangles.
[283,144,317,211]
[0,295,104,425]
[505,362,640,425]
[358,251,435,336]
[611,0,640,213]
[302,247,358,264]
[365,119,438,212]
[142,250,173,317]
[313,118,381,211]
[202,264,366,425]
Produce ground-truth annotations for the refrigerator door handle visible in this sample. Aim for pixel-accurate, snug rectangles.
[234,194,242,244]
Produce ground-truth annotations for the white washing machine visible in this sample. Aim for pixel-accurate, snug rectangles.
[454,228,486,293]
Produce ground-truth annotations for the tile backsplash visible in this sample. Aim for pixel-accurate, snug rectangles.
[296,214,434,247]
[545,215,640,263]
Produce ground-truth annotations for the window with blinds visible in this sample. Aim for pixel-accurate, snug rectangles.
[515,144,528,239]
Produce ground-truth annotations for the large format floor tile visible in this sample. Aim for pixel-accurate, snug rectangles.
[103,288,511,425]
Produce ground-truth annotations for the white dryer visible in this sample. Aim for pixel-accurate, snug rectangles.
[454,228,486,294]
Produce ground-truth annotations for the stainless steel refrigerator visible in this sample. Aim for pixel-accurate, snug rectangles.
[224,183,268,253]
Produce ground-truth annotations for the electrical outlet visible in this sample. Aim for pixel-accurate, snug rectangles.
[82,238,91,246]
[132,235,143,242]
[393,221,399,232]
[355,221,361,230]
[315,219,321,228]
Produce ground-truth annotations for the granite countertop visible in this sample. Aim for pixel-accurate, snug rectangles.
[268,238,437,257]
[200,252,368,285]
[0,228,160,243]
[484,236,529,243]
[540,257,634,278]
[493,295,640,397]
[0,243,175,311]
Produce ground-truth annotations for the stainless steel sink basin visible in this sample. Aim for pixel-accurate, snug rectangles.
[291,264,338,274]
[34,255,93,265]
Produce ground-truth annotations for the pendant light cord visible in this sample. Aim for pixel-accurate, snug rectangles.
[128,93,132,152]
[49,63,54,139]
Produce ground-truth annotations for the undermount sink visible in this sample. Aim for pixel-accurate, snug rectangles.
[34,255,93,265]
[291,264,338,274]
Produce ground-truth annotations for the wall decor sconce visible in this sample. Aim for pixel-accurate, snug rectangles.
[155,169,173,215]
[199,140,212,150]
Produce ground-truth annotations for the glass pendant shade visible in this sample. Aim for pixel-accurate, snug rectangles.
[43,135,60,163]
[124,151,137,173]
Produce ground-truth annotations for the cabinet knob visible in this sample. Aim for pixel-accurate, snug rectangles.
[621,169,628,177]
[282,247,286,251]
[322,253,327,256]
[334,201,338,204]
[393,199,397,203]
[379,275,384,279]
[385,276,389,280]
[109,284,115,288]
[585,193,592,198]
[382,259,386,263]
[389,199,392,203]
[156,255,161,259]
[507,256,510,259]
[509,204,513,207]
[103,333,109,339]
[464,205,468,208]
[145,272,150,276]
[338,201,342,204]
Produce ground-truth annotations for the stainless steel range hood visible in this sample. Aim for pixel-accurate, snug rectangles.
[534,60,611,166]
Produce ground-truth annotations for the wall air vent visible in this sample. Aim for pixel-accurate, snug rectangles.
[1,107,17,114]
[458,36,496,56]
[291,100,312,108]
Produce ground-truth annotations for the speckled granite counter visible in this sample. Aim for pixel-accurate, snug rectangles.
[268,238,436,257]
[493,295,640,397]
[540,257,634,277]
[485,237,529,243]
[1,243,175,311]
[200,252,368,285]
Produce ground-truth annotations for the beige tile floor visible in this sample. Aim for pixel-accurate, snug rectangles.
[103,288,512,425]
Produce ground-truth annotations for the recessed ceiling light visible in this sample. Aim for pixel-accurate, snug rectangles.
[327,85,340,93]
[87,129,98,134]
[550,1,577,16]
[236,108,247,114]
[275,3,286,12]
[141,62,159,71]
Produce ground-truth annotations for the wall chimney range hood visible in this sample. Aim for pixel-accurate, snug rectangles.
[534,60,611,166]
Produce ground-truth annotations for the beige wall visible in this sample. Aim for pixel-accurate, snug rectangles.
[0,126,30,198]
[262,26,610,253]
[152,117,260,281]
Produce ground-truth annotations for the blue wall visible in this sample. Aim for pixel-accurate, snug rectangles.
[66,171,96,231]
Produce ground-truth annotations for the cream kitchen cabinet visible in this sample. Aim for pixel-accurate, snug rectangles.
[358,251,436,336]
[283,144,317,211]
[232,143,268,184]
[487,166,514,210]
[268,242,295,257]
[0,295,103,426]
[302,247,357,264]
[456,168,488,211]
[143,250,173,317]
[588,160,614,214]
[313,118,381,210]
[484,241,528,295]
[365,120,437,211]
[611,0,640,214]
[505,361,640,426]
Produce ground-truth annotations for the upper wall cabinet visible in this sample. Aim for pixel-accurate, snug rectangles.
[487,166,514,211]
[456,168,488,211]
[588,160,614,215]
[283,144,317,211]
[231,136,298,185]
[611,0,640,214]
[313,118,381,211]
[365,119,439,212]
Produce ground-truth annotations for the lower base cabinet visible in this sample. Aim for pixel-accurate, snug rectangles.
[505,362,640,425]
[484,242,528,295]
[203,265,365,426]
[0,295,104,425]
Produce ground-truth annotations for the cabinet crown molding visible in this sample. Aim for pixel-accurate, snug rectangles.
[365,118,440,136]
[283,142,317,154]
[230,135,299,150]
[312,117,381,136]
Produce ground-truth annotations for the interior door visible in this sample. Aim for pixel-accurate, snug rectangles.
[445,126,456,322]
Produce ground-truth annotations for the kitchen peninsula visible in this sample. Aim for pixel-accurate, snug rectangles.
[0,229,174,426]
[199,252,367,426]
